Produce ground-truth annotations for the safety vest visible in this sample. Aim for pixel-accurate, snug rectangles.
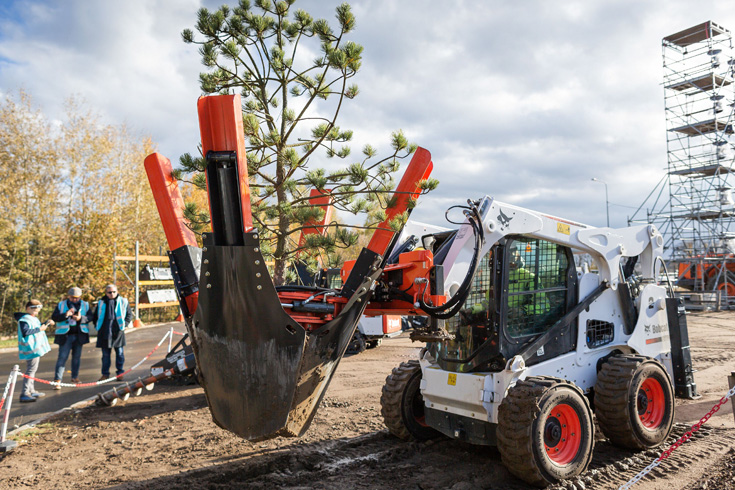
[508,268,550,315]
[17,314,51,360]
[95,297,128,332]
[508,268,536,308]
[55,300,90,335]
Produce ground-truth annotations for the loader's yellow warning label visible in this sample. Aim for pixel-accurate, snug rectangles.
[557,222,571,235]
[447,373,457,386]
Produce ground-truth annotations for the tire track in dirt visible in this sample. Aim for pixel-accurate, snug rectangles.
[119,422,735,490]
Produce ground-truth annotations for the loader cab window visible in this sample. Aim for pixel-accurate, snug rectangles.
[439,250,498,372]
[505,238,571,339]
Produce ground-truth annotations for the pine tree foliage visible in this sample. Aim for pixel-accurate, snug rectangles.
[179,1,438,284]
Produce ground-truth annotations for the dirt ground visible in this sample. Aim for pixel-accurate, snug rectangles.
[1,311,734,490]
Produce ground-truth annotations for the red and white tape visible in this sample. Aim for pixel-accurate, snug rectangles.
[15,329,173,389]
[0,368,17,413]
[619,384,735,489]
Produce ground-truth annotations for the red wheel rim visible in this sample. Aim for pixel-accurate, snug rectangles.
[638,378,665,428]
[715,281,735,297]
[544,403,582,465]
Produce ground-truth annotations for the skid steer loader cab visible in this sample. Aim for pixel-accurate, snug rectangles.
[381,199,698,486]
[432,236,578,373]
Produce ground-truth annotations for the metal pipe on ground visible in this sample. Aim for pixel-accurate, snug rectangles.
[96,370,172,407]
[97,342,196,406]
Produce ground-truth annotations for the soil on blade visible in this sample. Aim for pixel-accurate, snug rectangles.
[0,312,733,489]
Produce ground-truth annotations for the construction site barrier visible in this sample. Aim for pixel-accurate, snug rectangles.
[0,365,17,414]
[619,384,735,489]
[0,365,19,452]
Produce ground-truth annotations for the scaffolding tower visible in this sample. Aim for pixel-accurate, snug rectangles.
[630,21,735,305]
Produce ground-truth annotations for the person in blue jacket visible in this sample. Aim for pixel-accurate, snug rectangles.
[16,299,55,403]
[51,287,91,388]
[89,285,133,381]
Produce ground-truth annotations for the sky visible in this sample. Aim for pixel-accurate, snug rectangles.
[1,0,735,231]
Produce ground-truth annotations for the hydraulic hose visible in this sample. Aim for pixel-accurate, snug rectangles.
[418,200,485,320]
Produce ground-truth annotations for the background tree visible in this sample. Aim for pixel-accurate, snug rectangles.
[0,91,167,335]
[179,0,437,285]
[0,91,62,332]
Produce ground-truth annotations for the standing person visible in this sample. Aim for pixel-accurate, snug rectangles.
[16,300,54,403]
[51,287,91,389]
[90,284,133,381]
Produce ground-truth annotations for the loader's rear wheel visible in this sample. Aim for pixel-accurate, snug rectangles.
[380,360,438,441]
[595,355,674,449]
[497,376,594,487]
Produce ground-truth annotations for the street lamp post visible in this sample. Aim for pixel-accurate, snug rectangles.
[591,178,610,227]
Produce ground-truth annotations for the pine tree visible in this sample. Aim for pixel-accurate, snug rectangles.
[179,0,438,285]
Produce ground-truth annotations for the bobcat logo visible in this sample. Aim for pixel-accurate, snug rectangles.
[497,208,513,229]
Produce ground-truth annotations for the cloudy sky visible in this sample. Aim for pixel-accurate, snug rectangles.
[1,0,734,230]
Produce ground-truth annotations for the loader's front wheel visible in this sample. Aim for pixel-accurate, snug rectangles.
[595,355,674,449]
[497,376,595,487]
[380,360,438,441]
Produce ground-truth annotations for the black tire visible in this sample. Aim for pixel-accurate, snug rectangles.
[497,376,595,487]
[346,332,367,354]
[595,355,674,449]
[380,360,438,441]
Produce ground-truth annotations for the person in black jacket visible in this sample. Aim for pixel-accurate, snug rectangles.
[88,285,133,381]
[51,287,91,388]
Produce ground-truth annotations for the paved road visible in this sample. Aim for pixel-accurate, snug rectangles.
[0,322,183,431]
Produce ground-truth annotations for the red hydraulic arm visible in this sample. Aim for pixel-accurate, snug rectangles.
[278,149,439,329]
[144,153,198,250]
[144,153,201,317]
[366,147,433,256]
[197,94,253,236]
[339,147,445,317]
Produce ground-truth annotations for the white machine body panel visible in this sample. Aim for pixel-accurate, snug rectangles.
[358,315,402,338]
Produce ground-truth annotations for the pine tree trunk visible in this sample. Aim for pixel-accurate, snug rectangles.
[273,151,288,286]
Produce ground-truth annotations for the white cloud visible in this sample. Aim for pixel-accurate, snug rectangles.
[1,0,734,230]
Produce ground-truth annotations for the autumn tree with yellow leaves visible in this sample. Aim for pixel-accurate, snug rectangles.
[0,91,166,334]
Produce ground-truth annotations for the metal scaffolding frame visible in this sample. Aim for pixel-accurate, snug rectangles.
[630,21,735,304]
